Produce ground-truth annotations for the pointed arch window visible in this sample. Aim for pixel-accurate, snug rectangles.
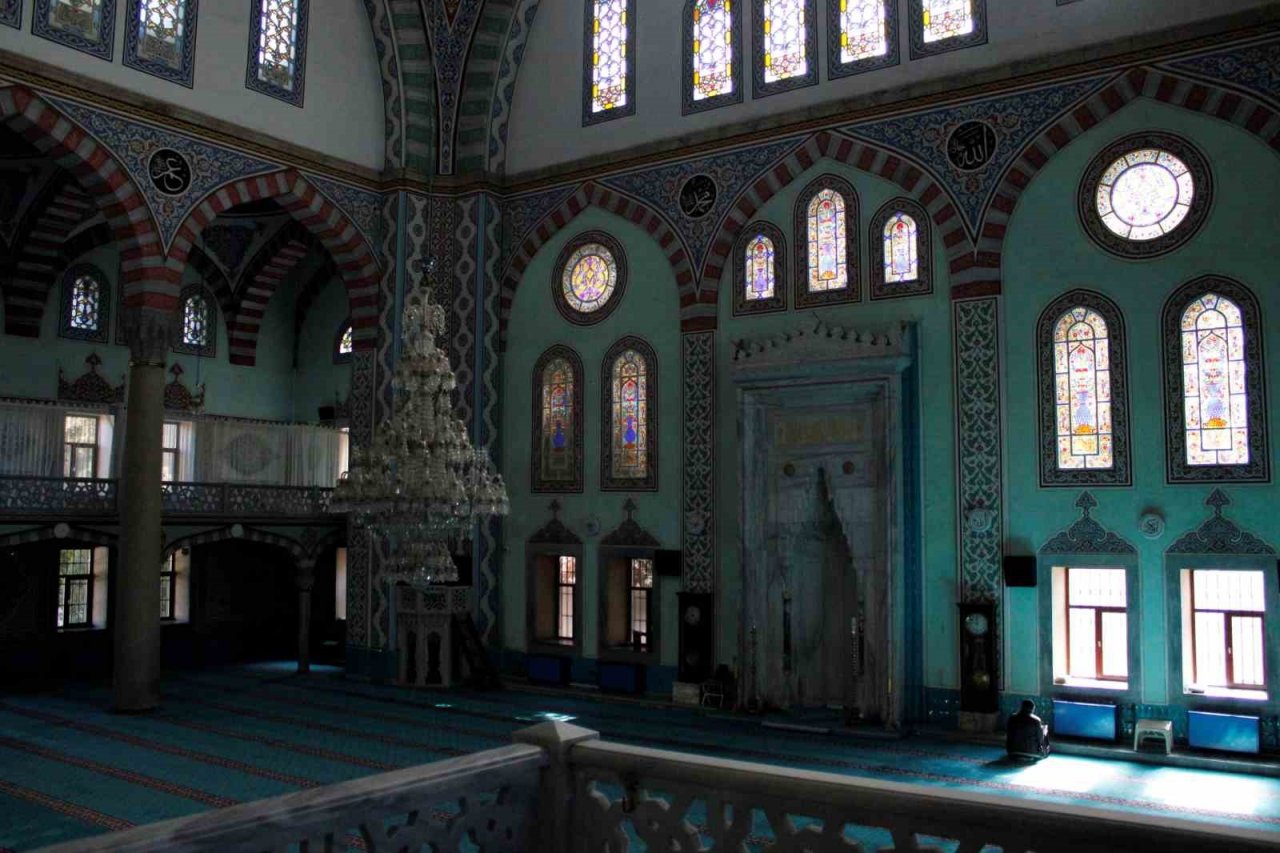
[794,176,858,309]
[246,0,309,105]
[602,337,658,491]
[1163,278,1268,483]
[124,0,199,86]
[908,0,986,59]
[752,0,816,98]
[532,346,585,493]
[33,0,118,60]
[870,199,932,300]
[828,0,898,79]
[60,265,110,343]
[174,285,216,357]
[584,0,636,125]
[733,222,786,316]
[683,0,741,114]
[334,322,354,364]
[1037,291,1131,487]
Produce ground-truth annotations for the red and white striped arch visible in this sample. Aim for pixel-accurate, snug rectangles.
[227,224,313,366]
[166,170,381,352]
[0,85,165,314]
[499,182,695,347]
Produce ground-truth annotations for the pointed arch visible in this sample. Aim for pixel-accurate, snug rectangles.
[228,222,316,366]
[5,175,97,337]
[0,85,164,311]
[984,67,1280,293]
[164,170,381,351]
[162,525,307,564]
[700,130,973,318]
[499,182,695,346]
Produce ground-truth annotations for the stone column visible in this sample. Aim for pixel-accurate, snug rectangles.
[113,308,171,712]
[296,563,315,674]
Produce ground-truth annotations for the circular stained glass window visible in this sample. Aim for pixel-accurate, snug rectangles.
[1080,133,1211,259]
[552,232,627,324]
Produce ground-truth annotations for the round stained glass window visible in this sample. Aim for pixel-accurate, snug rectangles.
[552,232,627,325]
[563,245,616,312]
[1080,133,1211,259]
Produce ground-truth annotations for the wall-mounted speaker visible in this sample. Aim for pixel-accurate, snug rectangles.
[1003,555,1037,588]
[677,592,714,683]
[655,549,683,577]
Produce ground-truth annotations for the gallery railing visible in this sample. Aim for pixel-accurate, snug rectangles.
[0,476,333,517]
[35,723,1280,853]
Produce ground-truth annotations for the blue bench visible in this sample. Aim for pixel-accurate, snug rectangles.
[1052,700,1117,741]
[1188,711,1260,754]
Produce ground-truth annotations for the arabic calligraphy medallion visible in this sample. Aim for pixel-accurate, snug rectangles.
[946,121,998,173]
[148,148,192,197]
[679,174,718,219]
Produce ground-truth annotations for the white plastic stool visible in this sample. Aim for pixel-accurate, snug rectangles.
[1134,718,1173,754]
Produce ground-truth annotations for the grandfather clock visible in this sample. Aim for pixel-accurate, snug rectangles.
[958,602,998,713]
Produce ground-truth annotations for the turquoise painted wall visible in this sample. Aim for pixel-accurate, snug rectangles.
[0,245,352,427]
[501,206,684,668]
[1002,100,1280,710]
[713,158,959,690]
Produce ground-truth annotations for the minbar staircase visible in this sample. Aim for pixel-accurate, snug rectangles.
[453,613,501,689]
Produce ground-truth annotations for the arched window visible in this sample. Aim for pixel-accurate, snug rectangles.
[247,0,309,105]
[584,0,636,125]
[60,265,110,343]
[1037,291,1131,487]
[1163,278,1268,482]
[828,0,898,79]
[33,0,117,60]
[733,222,786,316]
[174,286,216,357]
[752,0,816,97]
[683,0,741,114]
[124,0,199,86]
[602,337,658,491]
[870,199,932,300]
[794,176,858,309]
[532,346,584,493]
[334,322,354,364]
[908,0,986,59]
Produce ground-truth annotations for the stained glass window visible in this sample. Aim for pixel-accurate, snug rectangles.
[182,293,209,347]
[339,326,354,356]
[135,0,186,66]
[922,0,973,43]
[48,0,106,40]
[69,275,101,331]
[745,234,776,301]
[807,188,848,293]
[257,0,301,90]
[541,358,575,483]
[882,213,919,284]
[1181,293,1249,467]
[562,243,618,314]
[840,0,887,61]
[1054,307,1114,471]
[1096,148,1194,242]
[589,0,630,115]
[691,0,734,102]
[761,0,807,83]
[611,350,648,481]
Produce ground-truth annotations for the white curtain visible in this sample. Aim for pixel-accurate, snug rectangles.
[0,403,65,476]
[95,414,114,478]
[193,419,343,486]
[177,421,195,482]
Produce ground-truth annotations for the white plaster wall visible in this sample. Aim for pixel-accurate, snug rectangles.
[506,0,1274,176]
[0,0,385,170]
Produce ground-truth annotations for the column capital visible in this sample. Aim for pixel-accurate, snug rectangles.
[121,305,173,364]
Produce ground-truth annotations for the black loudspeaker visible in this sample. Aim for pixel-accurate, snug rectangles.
[677,592,714,683]
[1003,555,1037,588]
[655,549,683,577]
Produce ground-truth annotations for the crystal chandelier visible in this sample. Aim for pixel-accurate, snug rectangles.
[328,282,509,587]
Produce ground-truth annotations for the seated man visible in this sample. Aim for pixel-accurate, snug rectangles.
[1006,699,1050,761]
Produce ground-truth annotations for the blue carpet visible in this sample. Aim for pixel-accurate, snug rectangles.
[1,663,1278,851]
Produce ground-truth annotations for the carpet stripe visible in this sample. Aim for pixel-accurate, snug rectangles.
[0,779,133,833]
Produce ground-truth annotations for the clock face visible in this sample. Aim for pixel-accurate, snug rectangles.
[683,605,702,626]
[964,612,989,637]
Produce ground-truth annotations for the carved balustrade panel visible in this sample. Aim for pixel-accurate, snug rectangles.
[0,477,117,513]
[225,485,333,516]
[161,482,223,513]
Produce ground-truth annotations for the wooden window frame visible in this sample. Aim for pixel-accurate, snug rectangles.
[1190,571,1267,690]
